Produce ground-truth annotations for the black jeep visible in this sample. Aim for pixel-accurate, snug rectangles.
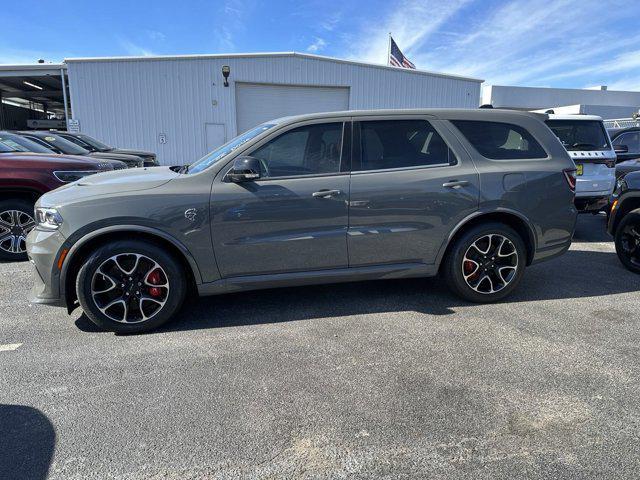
[608,170,640,273]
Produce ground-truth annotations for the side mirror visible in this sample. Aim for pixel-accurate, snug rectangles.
[614,144,629,154]
[226,156,264,182]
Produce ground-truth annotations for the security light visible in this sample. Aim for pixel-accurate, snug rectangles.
[222,65,230,87]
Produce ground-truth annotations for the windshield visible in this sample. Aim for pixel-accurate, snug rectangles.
[0,142,14,153]
[75,134,112,151]
[30,133,91,155]
[187,124,276,174]
[546,120,611,151]
[0,133,52,153]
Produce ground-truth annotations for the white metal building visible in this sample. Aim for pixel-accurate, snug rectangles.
[65,53,482,165]
[482,84,640,119]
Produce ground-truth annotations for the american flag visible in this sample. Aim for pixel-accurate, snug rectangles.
[389,36,416,69]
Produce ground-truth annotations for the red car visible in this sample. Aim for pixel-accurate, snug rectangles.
[0,142,113,261]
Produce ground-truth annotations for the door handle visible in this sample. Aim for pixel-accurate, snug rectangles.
[312,189,341,198]
[442,180,469,188]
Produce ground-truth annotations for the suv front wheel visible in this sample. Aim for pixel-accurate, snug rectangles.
[443,222,526,303]
[76,240,187,333]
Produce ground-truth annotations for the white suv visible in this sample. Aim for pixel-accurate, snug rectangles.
[545,114,616,211]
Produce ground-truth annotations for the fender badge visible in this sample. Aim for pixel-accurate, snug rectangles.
[185,208,197,221]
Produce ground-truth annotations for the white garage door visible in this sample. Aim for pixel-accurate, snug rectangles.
[235,83,350,134]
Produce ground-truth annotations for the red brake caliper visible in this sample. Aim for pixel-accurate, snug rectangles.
[147,269,164,297]
[464,260,477,279]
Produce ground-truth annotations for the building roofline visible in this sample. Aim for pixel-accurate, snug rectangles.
[63,51,483,83]
[485,84,640,95]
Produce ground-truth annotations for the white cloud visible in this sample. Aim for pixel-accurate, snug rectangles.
[307,37,327,53]
[340,0,640,88]
[119,39,156,57]
[146,30,166,42]
[345,0,472,65]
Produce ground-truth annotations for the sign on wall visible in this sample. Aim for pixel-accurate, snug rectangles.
[67,119,80,133]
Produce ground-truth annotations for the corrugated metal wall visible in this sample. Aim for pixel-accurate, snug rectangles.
[67,55,481,165]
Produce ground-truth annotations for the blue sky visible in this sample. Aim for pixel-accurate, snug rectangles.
[1,0,640,90]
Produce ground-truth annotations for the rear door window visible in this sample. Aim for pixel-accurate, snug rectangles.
[356,120,456,171]
[452,120,547,160]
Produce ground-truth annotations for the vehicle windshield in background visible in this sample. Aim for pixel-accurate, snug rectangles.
[545,120,611,151]
[187,124,276,174]
[0,133,52,153]
[62,133,112,152]
[0,141,15,152]
[34,134,91,155]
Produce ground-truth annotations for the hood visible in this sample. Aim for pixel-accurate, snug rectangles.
[88,152,144,165]
[110,148,155,158]
[0,152,111,169]
[40,166,179,206]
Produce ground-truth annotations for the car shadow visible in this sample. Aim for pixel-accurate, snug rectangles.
[572,213,612,243]
[0,404,56,480]
[75,246,640,334]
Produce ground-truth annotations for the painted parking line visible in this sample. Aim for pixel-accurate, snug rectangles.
[0,343,22,352]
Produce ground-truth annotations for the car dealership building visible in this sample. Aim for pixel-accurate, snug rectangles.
[0,53,483,165]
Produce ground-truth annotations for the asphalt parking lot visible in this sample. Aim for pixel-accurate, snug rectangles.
[1,214,640,479]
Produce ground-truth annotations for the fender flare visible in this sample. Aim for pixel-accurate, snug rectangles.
[433,208,538,268]
[59,224,203,301]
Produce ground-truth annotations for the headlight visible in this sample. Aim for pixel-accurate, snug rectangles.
[53,170,99,183]
[35,208,63,230]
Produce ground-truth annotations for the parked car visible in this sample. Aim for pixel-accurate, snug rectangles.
[609,127,640,163]
[1,131,127,171]
[608,170,640,273]
[17,131,144,168]
[0,142,113,261]
[545,114,616,212]
[55,132,158,167]
[27,109,577,333]
[605,127,640,181]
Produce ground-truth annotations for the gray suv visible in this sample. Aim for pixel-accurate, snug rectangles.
[27,109,577,333]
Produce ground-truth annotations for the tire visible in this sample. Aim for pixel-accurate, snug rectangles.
[76,240,187,333]
[614,209,640,274]
[0,199,36,262]
[442,222,527,303]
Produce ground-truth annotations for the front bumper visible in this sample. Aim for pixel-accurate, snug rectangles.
[26,228,67,307]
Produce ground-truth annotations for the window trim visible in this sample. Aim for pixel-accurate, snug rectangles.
[351,119,459,173]
[451,119,550,162]
[613,131,640,155]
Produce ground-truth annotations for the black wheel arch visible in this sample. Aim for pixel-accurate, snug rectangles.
[437,210,537,271]
[59,225,201,312]
[611,193,640,236]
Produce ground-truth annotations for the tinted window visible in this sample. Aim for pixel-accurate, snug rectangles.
[545,120,610,151]
[251,123,343,178]
[0,133,52,153]
[453,120,547,160]
[358,120,455,171]
[26,134,90,155]
[613,131,640,154]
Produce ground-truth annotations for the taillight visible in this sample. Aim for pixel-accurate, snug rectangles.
[563,168,577,192]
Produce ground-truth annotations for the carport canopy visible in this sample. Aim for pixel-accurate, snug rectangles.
[0,63,69,128]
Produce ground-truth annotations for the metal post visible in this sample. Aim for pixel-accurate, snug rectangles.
[387,33,391,66]
[60,67,70,129]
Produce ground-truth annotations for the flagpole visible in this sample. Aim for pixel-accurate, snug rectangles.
[387,32,391,66]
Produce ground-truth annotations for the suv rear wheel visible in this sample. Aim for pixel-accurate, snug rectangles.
[0,199,36,262]
[614,208,640,274]
[443,222,526,302]
[76,240,187,333]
